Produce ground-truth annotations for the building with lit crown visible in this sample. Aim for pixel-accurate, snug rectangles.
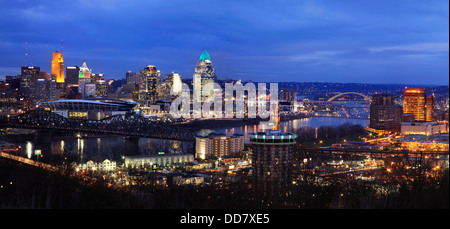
[139,65,162,106]
[403,88,434,122]
[51,51,64,83]
[250,130,297,190]
[193,51,217,102]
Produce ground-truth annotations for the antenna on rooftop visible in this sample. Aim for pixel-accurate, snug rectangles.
[25,42,28,66]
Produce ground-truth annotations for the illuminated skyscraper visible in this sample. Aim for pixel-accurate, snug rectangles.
[95,80,108,97]
[166,72,182,96]
[21,66,40,83]
[403,88,427,121]
[139,65,162,106]
[78,61,94,98]
[193,51,217,102]
[51,51,64,83]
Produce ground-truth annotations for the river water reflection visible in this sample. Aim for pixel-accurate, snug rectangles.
[197,117,369,142]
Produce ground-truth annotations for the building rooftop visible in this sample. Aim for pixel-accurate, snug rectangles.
[199,51,211,62]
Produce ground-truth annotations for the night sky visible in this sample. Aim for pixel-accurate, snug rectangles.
[0,0,448,85]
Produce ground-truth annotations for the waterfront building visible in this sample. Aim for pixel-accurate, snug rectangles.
[369,94,401,133]
[73,159,117,172]
[51,51,64,83]
[403,88,427,121]
[250,130,297,191]
[38,98,137,120]
[193,51,217,102]
[195,133,245,160]
[124,153,194,169]
[401,121,447,135]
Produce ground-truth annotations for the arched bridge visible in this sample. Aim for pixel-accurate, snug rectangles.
[327,92,372,102]
[0,109,196,141]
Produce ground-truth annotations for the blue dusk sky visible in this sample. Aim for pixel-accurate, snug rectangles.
[0,0,448,85]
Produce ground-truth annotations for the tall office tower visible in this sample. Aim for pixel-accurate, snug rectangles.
[95,80,108,97]
[250,130,297,193]
[19,75,31,97]
[66,66,80,86]
[21,66,40,83]
[90,73,104,85]
[193,51,217,102]
[79,61,91,78]
[403,88,427,121]
[166,72,182,97]
[126,71,140,85]
[369,94,401,133]
[51,51,65,83]
[33,79,60,103]
[425,95,434,121]
[138,65,162,106]
[78,61,94,98]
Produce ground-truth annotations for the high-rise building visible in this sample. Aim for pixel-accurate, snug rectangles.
[78,61,95,98]
[279,89,296,102]
[19,75,31,97]
[195,133,245,160]
[139,65,162,106]
[369,94,401,133]
[193,51,217,102]
[403,88,427,121]
[66,66,80,86]
[51,51,64,83]
[95,80,108,97]
[21,66,40,83]
[90,73,104,85]
[165,72,182,100]
[32,79,60,103]
[126,71,140,85]
[79,61,91,78]
[250,130,297,192]
[425,95,434,122]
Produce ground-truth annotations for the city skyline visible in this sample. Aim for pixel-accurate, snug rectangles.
[0,0,448,85]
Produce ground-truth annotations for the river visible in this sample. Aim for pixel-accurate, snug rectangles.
[3,117,368,164]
